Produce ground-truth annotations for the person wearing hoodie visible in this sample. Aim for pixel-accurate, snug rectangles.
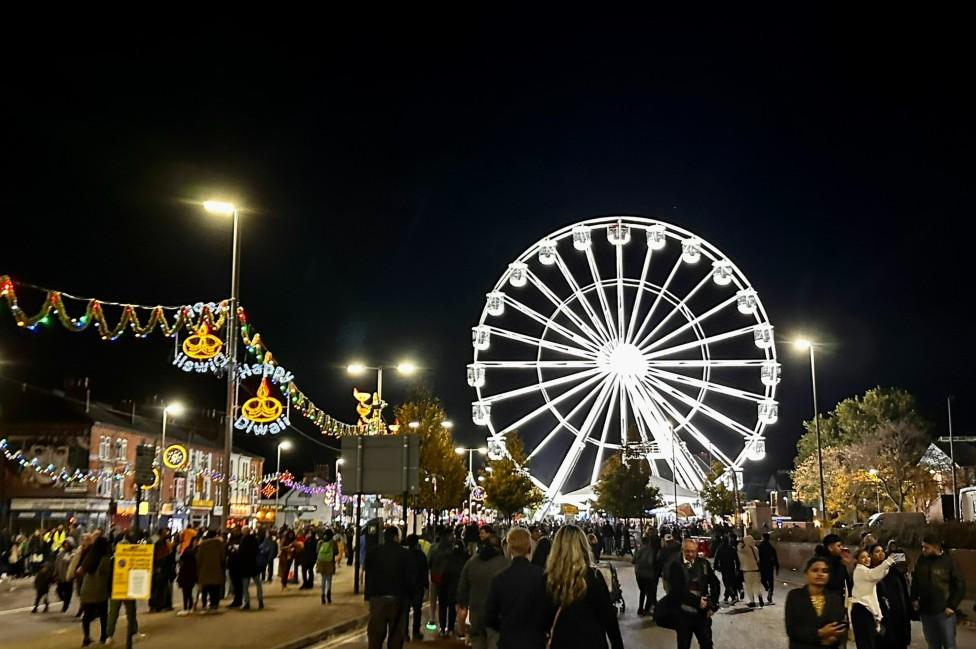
[405,534,429,642]
[439,540,470,638]
[457,534,510,649]
[427,527,453,631]
[711,534,740,604]
[53,538,77,612]
[737,535,762,608]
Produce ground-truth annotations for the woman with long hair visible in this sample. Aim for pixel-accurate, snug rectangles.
[784,556,848,649]
[849,546,896,649]
[544,525,623,649]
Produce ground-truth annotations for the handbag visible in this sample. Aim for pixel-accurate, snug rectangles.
[653,594,680,630]
[546,606,563,649]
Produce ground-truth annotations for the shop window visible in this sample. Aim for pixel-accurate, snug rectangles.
[115,438,128,462]
[98,436,113,461]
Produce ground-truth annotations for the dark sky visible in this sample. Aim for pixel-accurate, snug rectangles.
[1,16,973,485]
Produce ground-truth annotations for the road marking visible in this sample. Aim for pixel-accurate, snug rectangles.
[309,628,366,648]
[0,600,65,616]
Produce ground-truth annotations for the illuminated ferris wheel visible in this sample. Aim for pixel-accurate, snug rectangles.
[468,216,779,513]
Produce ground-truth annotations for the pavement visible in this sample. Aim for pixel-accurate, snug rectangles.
[0,565,367,649]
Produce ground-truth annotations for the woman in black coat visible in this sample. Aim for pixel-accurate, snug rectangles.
[545,525,623,649]
[871,545,911,649]
[439,541,469,637]
[785,557,848,649]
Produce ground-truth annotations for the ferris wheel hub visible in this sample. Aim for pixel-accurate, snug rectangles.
[599,342,648,379]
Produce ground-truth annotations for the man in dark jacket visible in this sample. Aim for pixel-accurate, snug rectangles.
[458,534,509,649]
[485,527,548,649]
[911,535,966,649]
[405,534,429,642]
[427,528,453,631]
[757,532,779,605]
[822,534,852,598]
[365,527,413,649]
[300,532,318,589]
[238,527,264,610]
[711,534,740,604]
[662,538,720,649]
[529,526,551,569]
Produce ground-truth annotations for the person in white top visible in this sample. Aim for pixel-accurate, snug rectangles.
[849,546,898,649]
[736,535,762,608]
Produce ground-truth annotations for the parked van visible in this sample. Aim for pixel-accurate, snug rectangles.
[866,512,926,529]
[960,487,976,523]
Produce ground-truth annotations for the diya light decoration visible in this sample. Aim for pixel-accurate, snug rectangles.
[236,377,289,435]
[162,444,189,470]
[173,322,230,374]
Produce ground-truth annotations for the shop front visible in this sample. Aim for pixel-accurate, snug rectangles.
[9,497,111,533]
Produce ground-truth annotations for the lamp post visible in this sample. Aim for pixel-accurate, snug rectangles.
[868,469,882,513]
[275,440,292,527]
[204,200,241,528]
[157,401,184,530]
[455,446,488,520]
[948,396,957,520]
[794,338,827,527]
[346,361,418,404]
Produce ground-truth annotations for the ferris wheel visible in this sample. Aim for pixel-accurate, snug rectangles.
[468,216,779,514]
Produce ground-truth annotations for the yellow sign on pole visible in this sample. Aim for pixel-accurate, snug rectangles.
[112,544,154,600]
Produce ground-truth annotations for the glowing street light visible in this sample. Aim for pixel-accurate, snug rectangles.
[396,361,418,375]
[158,401,185,529]
[202,200,237,216]
[275,439,293,513]
[442,420,454,430]
[345,362,420,401]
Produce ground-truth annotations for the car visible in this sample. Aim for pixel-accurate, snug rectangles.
[866,512,926,529]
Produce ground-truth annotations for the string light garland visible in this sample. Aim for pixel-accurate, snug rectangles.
[0,275,228,340]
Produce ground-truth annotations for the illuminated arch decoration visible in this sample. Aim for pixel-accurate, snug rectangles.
[236,378,288,436]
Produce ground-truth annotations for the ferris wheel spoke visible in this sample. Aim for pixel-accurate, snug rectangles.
[634,272,712,350]
[497,372,606,436]
[504,295,602,353]
[486,326,596,360]
[630,256,682,345]
[643,325,758,361]
[646,359,766,368]
[625,379,703,488]
[615,243,626,341]
[619,378,629,446]
[633,379,738,468]
[640,373,755,438]
[525,270,607,345]
[642,295,738,353]
[552,253,614,343]
[625,245,654,343]
[646,367,766,402]
[541,377,616,509]
[584,247,619,340]
[590,377,620,484]
[527,375,611,462]
[481,368,604,405]
[479,360,600,369]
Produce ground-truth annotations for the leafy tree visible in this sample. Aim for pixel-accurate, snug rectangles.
[481,433,543,521]
[795,387,926,464]
[698,462,745,519]
[394,389,466,513]
[594,455,664,520]
[792,446,858,523]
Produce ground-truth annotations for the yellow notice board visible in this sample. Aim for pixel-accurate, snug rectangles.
[112,544,154,600]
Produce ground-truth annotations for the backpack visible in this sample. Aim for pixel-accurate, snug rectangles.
[317,540,334,563]
[256,541,270,570]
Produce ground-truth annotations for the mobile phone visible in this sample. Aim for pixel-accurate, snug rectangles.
[891,553,906,563]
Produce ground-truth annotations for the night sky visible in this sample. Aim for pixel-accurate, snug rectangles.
[1,17,973,484]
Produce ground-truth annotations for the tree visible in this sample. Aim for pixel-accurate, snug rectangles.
[792,446,859,522]
[481,433,543,521]
[795,387,926,465]
[394,389,466,513]
[698,462,745,519]
[594,455,664,520]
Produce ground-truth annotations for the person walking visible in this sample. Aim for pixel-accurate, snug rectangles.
[32,558,54,613]
[79,536,113,646]
[457,533,509,649]
[785,556,849,649]
[364,526,413,649]
[316,529,338,604]
[53,538,77,612]
[529,526,551,569]
[195,530,226,612]
[910,534,966,649]
[300,531,318,590]
[658,533,682,593]
[439,540,469,638]
[261,530,277,583]
[542,525,623,649]
[105,528,142,645]
[149,528,175,612]
[872,544,911,649]
[601,521,615,557]
[737,535,763,608]
[176,536,198,615]
[485,527,549,649]
[427,527,452,632]
[658,537,720,649]
[278,528,295,590]
[633,533,659,616]
[712,534,740,604]
[758,531,780,605]
[239,526,264,610]
[850,546,898,649]
[405,534,429,642]
[27,529,46,576]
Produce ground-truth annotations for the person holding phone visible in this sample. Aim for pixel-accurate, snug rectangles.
[850,546,898,648]
[872,545,911,649]
[785,557,848,649]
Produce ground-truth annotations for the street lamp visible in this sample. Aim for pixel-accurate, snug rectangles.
[346,361,419,402]
[867,469,882,513]
[456,446,488,519]
[442,420,454,430]
[408,421,421,430]
[157,401,184,530]
[794,337,828,527]
[204,199,241,528]
[275,440,292,525]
